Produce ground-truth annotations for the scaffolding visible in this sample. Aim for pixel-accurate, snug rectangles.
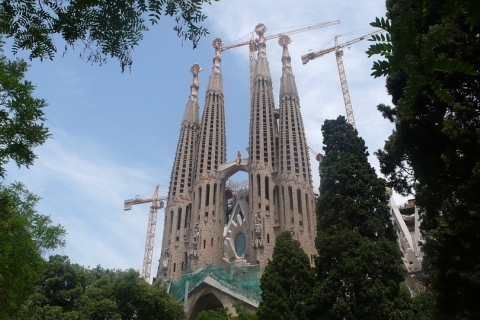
[169,262,263,303]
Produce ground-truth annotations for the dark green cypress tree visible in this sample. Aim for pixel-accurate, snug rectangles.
[257,231,315,320]
[314,116,413,320]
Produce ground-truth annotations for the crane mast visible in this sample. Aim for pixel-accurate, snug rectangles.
[124,185,167,282]
[219,20,340,92]
[334,36,356,128]
[301,30,382,129]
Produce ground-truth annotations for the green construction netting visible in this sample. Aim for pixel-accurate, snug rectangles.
[169,263,262,303]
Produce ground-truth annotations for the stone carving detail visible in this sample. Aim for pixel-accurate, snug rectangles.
[236,151,241,166]
[254,212,262,235]
[192,227,200,245]
[161,252,170,269]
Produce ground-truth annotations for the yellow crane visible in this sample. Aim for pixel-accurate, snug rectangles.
[124,185,167,282]
[220,20,340,93]
[301,30,382,129]
[307,140,324,173]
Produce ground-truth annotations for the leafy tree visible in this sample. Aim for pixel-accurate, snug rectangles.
[197,307,231,320]
[367,1,480,318]
[411,291,435,320]
[197,303,257,320]
[27,255,87,317]
[232,302,257,320]
[0,45,49,178]
[28,255,186,320]
[0,182,66,319]
[0,0,218,71]
[257,231,315,320]
[314,117,413,320]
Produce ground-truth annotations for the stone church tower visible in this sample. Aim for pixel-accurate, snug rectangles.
[247,23,279,268]
[158,25,317,281]
[190,38,227,268]
[276,34,317,261]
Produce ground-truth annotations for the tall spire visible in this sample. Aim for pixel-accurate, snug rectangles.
[206,38,224,95]
[253,23,273,81]
[182,64,202,127]
[277,36,316,260]
[191,38,227,268]
[248,23,279,268]
[158,64,202,281]
[279,35,299,99]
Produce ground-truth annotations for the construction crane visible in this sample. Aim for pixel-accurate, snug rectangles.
[226,179,249,193]
[307,140,324,165]
[220,20,340,92]
[307,141,319,158]
[301,30,382,128]
[124,185,167,282]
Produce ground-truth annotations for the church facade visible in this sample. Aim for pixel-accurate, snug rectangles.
[156,24,317,285]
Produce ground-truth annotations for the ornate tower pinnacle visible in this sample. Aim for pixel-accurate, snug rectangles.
[279,35,292,71]
[188,63,202,103]
[253,24,272,82]
[212,38,222,72]
[207,38,224,95]
[278,35,298,100]
[182,64,202,127]
[255,23,267,56]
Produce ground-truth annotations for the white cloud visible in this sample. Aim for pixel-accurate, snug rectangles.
[5,128,167,277]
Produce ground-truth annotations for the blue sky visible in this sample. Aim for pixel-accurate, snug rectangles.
[4,0,403,281]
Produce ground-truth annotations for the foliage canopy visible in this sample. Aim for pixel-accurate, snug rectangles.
[27,255,186,320]
[197,302,257,320]
[0,0,218,71]
[367,1,480,317]
[0,45,49,178]
[0,182,66,319]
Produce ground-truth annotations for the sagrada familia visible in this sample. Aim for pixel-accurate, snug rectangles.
[154,24,422,318]
[155,23,317,316]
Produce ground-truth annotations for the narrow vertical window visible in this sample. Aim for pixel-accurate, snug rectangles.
[288,186,293,211]
[297,189,303,214]
[206,184,210,206]
[213,183,217,205]
[257,174,261,197]
[198,187,202,209]
[265,176,270,200]
[184,204,190,229]
[177,208,182,230]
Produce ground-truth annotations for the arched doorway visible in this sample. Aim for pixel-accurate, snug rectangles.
[189,292,224,319]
